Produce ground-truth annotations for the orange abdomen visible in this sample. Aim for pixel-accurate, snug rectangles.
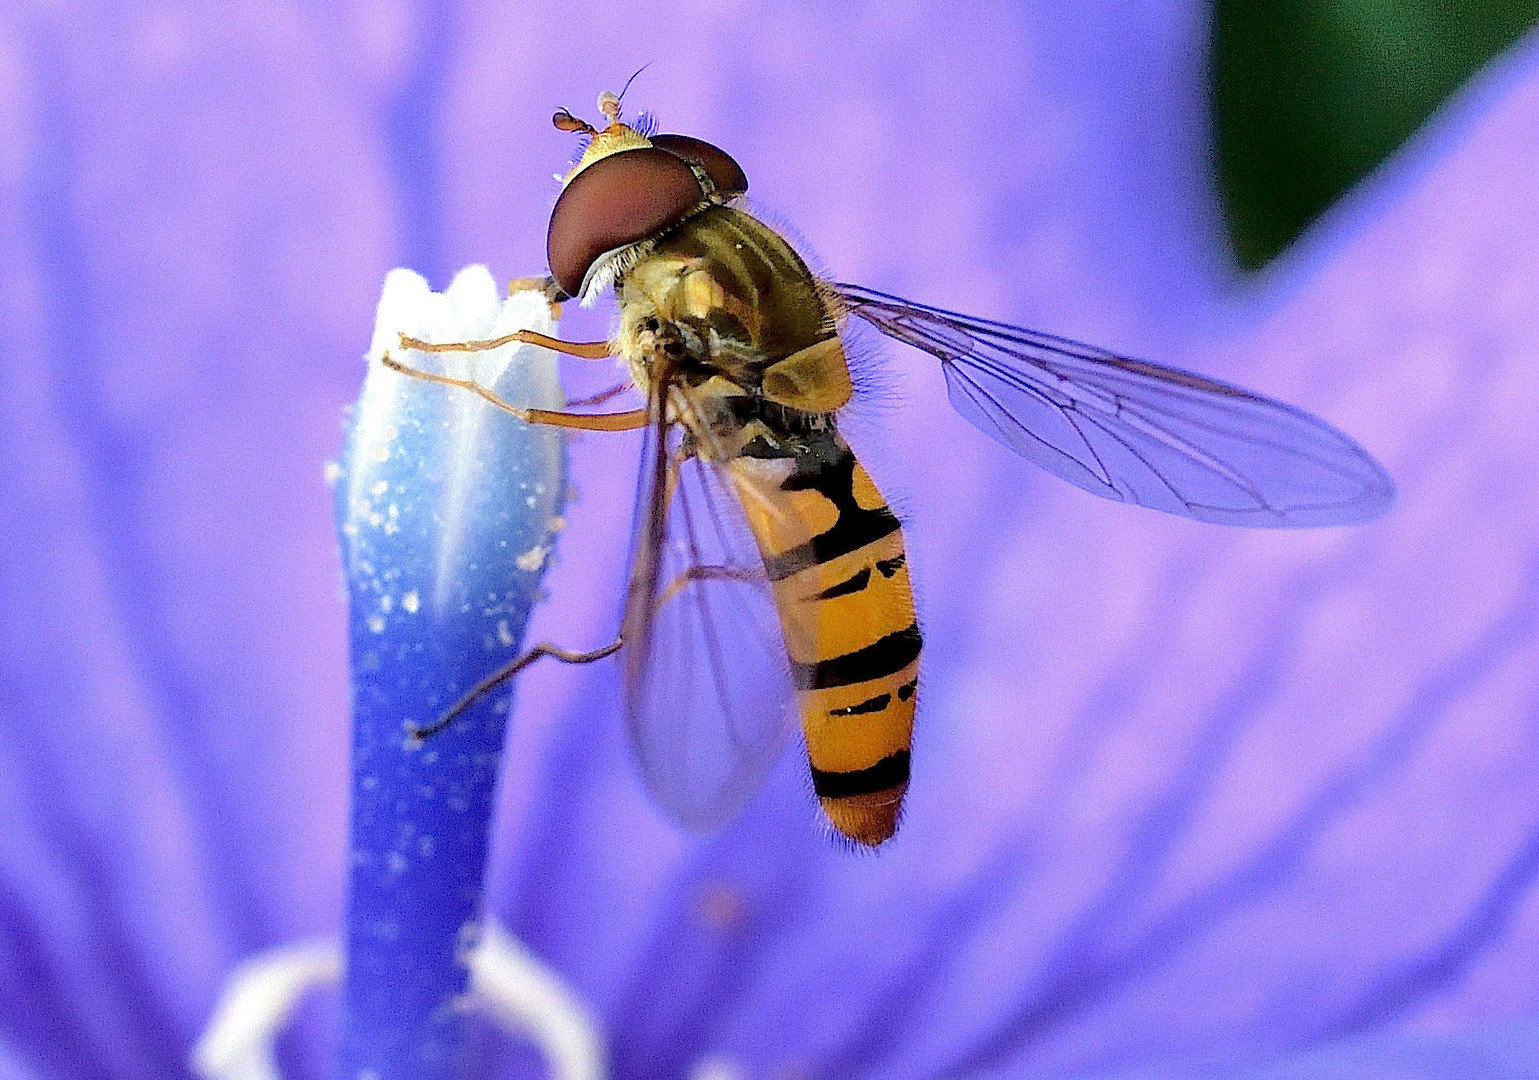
[731,436,920,845]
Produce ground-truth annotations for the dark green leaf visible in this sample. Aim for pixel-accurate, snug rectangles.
[1214,2,1539,269]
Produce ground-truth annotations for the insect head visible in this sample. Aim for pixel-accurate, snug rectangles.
[546,92,749,300]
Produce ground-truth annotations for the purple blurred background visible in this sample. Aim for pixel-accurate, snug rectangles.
[3,3,1539,1078]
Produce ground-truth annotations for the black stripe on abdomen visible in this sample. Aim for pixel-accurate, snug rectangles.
[762,503,900,581]
[791,623,922,690]
[815,566,871,599]
[830,692,891,717]
[762,443,901,581]
[811,750,911,798]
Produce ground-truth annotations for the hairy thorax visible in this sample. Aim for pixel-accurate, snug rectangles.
[612,207,853,459]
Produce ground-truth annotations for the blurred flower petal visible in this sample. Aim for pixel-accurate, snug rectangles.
[2,3,1537,1079]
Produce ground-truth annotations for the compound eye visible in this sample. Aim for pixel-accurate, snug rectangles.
[649,134,748,197]
[547,148,703,298]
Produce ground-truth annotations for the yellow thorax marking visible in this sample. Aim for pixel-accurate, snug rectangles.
[762,338,852,413]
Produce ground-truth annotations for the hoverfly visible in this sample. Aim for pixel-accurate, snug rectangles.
[384,90,1393,846]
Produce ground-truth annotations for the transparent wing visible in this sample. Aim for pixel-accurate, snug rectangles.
[835,283,1394,526]
[620,382,797,832]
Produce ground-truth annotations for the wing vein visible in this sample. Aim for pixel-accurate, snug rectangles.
[835,282,1393,527]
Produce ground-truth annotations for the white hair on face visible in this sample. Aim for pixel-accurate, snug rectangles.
[578,238,658,307]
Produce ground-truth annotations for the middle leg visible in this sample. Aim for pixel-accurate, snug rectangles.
[382,354,648,431]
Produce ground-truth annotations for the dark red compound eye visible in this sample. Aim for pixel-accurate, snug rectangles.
[546,135,750,298]
[649,134,748,198]
[546,148,704,298]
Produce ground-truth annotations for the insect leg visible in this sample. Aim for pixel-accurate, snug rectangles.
[566,382,633,408]
[656,565,766,609]
[507,275,567,314]
[398,330,612,360]
[382,354,648,431]
[408,637,624,740]
[520,407,649,432]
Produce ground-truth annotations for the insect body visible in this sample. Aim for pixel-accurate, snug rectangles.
[388,90,1394,847]
[612,196,920,845]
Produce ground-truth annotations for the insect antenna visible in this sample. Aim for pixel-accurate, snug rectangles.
[616,61,653,107]
[595,63,655,129]
[552,107,596,134]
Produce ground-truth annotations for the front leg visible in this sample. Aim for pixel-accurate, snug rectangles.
[399,330,612,360]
